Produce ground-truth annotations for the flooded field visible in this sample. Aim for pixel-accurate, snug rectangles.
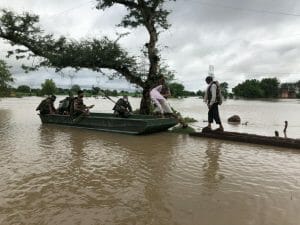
[0,97,300,225]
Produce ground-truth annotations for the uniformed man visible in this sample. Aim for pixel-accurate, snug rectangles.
[113,95,133,118]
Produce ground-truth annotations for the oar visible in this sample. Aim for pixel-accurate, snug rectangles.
[92,87,117,104]
[92,87,131,115]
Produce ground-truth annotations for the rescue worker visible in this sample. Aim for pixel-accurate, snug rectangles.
[73,90,94,116]
[203,76,224,131]
[112,95,132,118]
[36,95,57,115]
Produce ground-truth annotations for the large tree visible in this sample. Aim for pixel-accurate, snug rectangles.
[41,79,57,96]
[260,78,279,98]
[0,59,13,96]
[0,0,175,114]
[232,79,264,98]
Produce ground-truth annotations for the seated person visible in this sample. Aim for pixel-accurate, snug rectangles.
[58,96,71,115]
[73,90,94,117]
[112,95,132,118]
[36,95,57,115]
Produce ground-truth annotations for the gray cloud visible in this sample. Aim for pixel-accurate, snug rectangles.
[1,0,300,92]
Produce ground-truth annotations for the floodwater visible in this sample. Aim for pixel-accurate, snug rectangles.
[0,96,300,225]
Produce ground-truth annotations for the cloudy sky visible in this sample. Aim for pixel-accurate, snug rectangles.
[1,0,300,91]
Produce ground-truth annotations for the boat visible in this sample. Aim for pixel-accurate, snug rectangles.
[189,130,300,149]
[39,113,178,135]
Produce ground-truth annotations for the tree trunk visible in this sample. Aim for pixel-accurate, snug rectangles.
[140,87,151,114]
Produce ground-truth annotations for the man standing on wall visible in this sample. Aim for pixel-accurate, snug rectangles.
[204,76,224,132]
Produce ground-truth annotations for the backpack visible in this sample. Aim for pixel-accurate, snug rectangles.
[208,81,223,105]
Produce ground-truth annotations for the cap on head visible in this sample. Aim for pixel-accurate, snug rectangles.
[50,95,56,101]
[205,76,213,84]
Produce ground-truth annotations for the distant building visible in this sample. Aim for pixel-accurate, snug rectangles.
[279,83,298,98]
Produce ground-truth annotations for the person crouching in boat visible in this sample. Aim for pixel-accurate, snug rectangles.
[203,76,224,132]
[113,95,133,118]
[150,78,173,117]
[36,95,57,115]
[58,96,71,115]
[73,90,94,116]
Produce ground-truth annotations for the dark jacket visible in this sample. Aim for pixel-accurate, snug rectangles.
[207,81,222,105]
[113,98,132,114]
[36,97,56,114]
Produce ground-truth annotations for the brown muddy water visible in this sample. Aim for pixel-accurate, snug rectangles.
[0,96,300,225]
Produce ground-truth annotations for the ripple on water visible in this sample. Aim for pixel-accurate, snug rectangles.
[1,98,300,225]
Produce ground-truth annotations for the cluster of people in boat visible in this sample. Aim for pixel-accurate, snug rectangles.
[36,90,133,118]
[36,76,224,130]
[36,90,95,117]
[35,77,175,119]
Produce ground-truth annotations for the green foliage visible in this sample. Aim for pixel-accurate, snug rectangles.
[183,117,198,123]
[169,82,184,98]
[0,60,13,96]
[196,90,204,97]
[170,125,195,134]
[233,79,264,98]
[17,85,31,93]
[260,78,279,98]
[96,0,175,30]
[70,84,81,94]
[233,78,280,98]
[0,10,142,84]
[41,79,57,95]
[220,82,229,99]
[0,1,176,113]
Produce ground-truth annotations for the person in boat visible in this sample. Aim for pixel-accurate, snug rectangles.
[150,78,173,117]
[58,96,71,115]
[73,90,94,117]
[203,76,224,131]
[112,95,133,118]
[36,95,57,115]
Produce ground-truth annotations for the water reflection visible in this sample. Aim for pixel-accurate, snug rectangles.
[202,140,224,193]
[2,97,300,225]
[0,109,11,140]
[36,125,179,224]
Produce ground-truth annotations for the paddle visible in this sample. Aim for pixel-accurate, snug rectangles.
[92,86,132,115]
[92,86,118,104]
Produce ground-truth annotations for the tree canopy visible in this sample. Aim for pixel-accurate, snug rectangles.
[17,85,31,93]
[232,78,280,98]
[41,79,57,96]
[0,0,176,113]
[169,82,185,98]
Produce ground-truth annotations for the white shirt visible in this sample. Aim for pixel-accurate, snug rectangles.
[204,82,217,106]
[150,85,165,100]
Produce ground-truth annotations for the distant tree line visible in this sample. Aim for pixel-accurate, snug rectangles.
[10,79,142,98]
[10,80,201,98]
[232,78,300,98]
